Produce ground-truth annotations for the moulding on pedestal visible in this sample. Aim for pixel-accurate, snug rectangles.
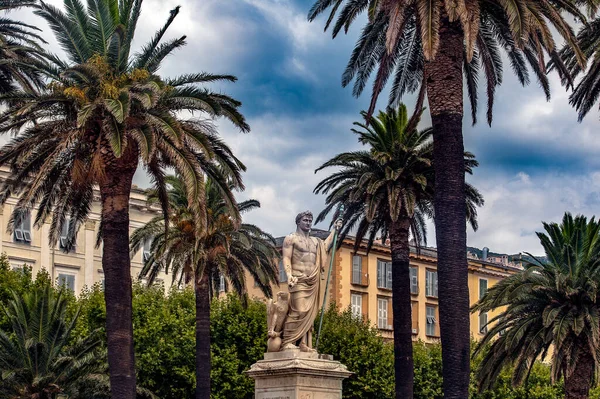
[246,349,352,399]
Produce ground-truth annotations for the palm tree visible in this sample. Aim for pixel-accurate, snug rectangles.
[308,2,594,396]
[0,1,249,397]
[314,104,483,399]
[130,175,279,399]
[0,284,105,398]
[557,16,600,121]
[0,0,48,94]
[473,213,600,399]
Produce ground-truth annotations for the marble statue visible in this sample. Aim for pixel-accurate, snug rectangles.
[266,211,340,353]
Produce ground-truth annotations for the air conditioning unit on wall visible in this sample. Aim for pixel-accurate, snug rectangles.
[412,329,418,334]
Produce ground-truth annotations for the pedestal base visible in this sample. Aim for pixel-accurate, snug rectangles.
[246,349,352,399]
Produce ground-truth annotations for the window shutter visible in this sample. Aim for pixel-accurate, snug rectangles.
[411,302,418,331]
[386,262,392,289]
[352,256,361,284]
[433,272,438,297]
[425,270,431,296]
[361,258,369,286]
[479,279,488,300]
[387,298,393,329]
[377,261,383,288]
[410,267,418,294]
[479,312,488,334]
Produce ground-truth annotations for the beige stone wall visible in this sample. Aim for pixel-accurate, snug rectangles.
[0,169,174,293]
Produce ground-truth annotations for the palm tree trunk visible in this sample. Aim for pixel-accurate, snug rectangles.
[389,218,414,399]
[564,338,595,399]
[195,272,211,399]
[99,154,138,399]
[424,14,469,399]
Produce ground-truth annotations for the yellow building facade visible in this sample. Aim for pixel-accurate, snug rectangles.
[246,231,521,343]
[0,168,173,291]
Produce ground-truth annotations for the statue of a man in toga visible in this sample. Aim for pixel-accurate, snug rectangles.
[279,210,341,352]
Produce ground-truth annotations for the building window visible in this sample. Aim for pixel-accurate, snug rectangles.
[378,297,392,330]
[479,312,488,334]
[59,218,76,251]
[425,270,438,298]
[142,238,152,262]
[410,267,418,294]
[219,275,226,292]
[13,210,32,244]
[352,255,362,285]
[479,278,488,300]
[351,293,362,318]
[278,260,287,283]
[377,260,392,290]
[426,306,437,336]
[58,273,75,292]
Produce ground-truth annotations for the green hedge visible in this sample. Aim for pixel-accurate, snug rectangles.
[1,264,595,398]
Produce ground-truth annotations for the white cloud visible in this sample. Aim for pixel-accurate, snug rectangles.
[467,171,600,255]
[241,0,325,52]
[215,112,359,237]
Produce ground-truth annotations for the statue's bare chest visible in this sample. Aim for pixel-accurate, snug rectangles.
[292,236,318,258]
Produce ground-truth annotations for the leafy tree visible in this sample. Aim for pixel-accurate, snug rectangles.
[473,212,600,399]
[317,305,395,398]
[314,104,483,398]
[413,341,443,399]
[132,283,196,399]
[0,283,105,398]
[0,0,249,396]
[307,2,594,396]
[130,175,279,398]
[210,294,271,399]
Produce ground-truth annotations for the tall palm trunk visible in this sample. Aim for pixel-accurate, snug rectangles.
[389,217,414,399]
[564,338,595,399]
[99,149,138,399]
[195,272,211,399]
[425,14,469,399]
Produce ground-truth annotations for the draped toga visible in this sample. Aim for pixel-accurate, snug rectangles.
[281,235,328,347]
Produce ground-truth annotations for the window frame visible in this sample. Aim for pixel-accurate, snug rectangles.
[377,297,391,330]
[426,305,437,336]
[57,273,76,292]
[410,267,418,295]
[479,312,488,334]
[350,292,363,319]
[59,218,77,252]
[479,278,488,301]
[352,255,362,285]
[377,259,392,290]
[142,237,152,262]
[425,269,438,298]
[13,210,32,244]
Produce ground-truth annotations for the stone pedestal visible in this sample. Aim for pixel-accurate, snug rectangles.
[246,349,352,399]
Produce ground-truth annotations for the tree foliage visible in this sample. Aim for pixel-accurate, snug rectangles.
[473,213,600,398]
[0,282,105,398]
[1,266,589,398]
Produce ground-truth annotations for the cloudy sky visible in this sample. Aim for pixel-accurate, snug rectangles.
[11,0,600,255]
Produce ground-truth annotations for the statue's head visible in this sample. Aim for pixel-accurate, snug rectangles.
[295,211,313,233]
